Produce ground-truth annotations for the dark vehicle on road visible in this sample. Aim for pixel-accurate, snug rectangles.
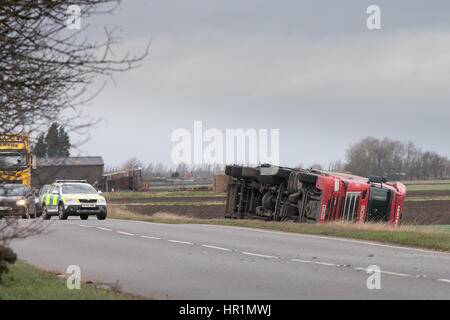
[0,184,37,219]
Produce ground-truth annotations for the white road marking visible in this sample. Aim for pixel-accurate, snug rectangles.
[200,224,449,255]
[354,267,367,272]
[117,231,135,236]
[291,259,312,264]
[312,261,337,267]
[141,235,161,240]
[380,270,411,277]
[438,279,450,283]
[354,267,411,277]
[96,227,112,232]
[168,240,194,245]
[201,244,231,251]
[79,224,93,228]
[291,259,336,267]
[242,252,276,259]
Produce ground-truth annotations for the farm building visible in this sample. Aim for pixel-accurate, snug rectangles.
[31,156,104,189]
[102,168,143,192]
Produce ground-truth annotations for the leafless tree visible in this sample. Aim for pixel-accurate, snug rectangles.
[123,157,144,170]
[0,0,149,137]
[345,137,449,180]
[0,0,148,275]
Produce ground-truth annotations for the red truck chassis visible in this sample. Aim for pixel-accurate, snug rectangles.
[224,165,407,226]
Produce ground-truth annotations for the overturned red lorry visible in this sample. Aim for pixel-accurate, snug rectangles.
[224,165,407,226]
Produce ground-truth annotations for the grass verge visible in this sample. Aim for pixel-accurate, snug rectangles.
[108,208,450,252]
[0,261,137,300]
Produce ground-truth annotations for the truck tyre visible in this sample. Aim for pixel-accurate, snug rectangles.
[230,166,243,178]
[80,215,88,220]
[241,167,258,180]
[58,203,68,220]
[42,206,51,220]
[298,172,318,185]
[225,165,233,176]
[257,167,291,185]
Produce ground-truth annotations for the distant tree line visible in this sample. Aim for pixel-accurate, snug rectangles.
[343,137,450,180]
[105,157,224,180]
[110,137,449,182]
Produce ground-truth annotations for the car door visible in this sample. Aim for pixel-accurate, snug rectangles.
[46,185,60,212]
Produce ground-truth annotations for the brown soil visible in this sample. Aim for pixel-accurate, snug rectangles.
[405,182,450,186]
[401,200,450,225]
[406,190,450,198]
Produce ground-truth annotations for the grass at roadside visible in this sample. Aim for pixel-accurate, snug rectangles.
[108,208,450,252]
[0,261,137,300]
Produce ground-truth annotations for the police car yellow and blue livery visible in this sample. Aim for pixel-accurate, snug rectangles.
[42,180,107,220]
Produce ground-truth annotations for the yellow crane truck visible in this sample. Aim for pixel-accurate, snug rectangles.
[0,133,32,186]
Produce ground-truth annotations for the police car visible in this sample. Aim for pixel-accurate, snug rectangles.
[42,180,107,220]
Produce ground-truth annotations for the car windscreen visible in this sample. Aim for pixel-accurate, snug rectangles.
[39,185,50,196]
[62,184,97,195]
[367,187,391,222]
[0,185,29,196]
[0,150,28,170]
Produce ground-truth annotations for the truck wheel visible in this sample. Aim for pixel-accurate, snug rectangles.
[298,172,318,185]
[58,203,68,220]
[80,215,88,220]
[42,206,51,220]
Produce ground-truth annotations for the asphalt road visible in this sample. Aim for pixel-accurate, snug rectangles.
[10,218,450,299]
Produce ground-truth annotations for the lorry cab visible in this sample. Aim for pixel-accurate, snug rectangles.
[318,173,406,226]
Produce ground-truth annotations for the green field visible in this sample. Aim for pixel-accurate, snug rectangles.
[406,184,450,191]
[0,261,136,300]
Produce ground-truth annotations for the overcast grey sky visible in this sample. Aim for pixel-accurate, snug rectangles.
[72,0,450,169]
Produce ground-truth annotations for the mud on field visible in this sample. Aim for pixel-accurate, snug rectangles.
[108,196,226,204]
[406,189,450,198]
[402,200,450,225]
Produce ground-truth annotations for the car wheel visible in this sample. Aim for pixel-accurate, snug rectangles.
[80,215,88,220]
[42,206,51,220]
[22,208,30,219]
[97,212,107,220]
[32,207,37,219]
[58,203,68,220]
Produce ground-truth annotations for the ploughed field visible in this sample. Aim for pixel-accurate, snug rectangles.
[104,181,450,225]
